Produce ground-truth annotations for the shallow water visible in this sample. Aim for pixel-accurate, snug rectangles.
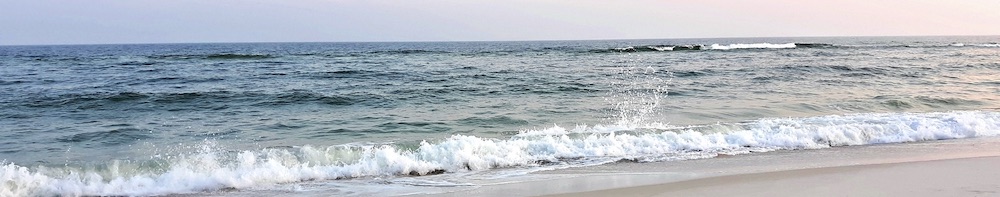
[1,36,999,196]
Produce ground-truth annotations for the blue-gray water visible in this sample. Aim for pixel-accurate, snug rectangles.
[2,36,1000,196]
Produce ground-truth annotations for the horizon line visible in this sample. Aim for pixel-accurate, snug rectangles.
[2,34,998,47]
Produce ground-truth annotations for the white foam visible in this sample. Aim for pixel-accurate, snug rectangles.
[949,43,999,47]
[647,46,674,51]
[4,111,1000,196]
[706,43,796,50]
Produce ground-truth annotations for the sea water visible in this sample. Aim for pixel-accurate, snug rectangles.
[1,36,999,196]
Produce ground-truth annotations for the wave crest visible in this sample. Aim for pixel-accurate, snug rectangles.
[598,42,835,53]
[3,111,1000,196]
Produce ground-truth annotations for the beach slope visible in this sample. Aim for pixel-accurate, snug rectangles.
[550,156,1000,197]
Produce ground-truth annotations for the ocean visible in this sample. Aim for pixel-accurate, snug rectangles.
[2,36,999,196]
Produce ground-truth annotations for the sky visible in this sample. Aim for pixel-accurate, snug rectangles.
[2,0,1000,45]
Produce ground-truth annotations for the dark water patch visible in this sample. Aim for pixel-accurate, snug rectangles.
[915,96,984,106]
[751,74,806,83]
[422,78,449,83]
[388,88,457,98]
[894,71,927,78]
[102,123,134,128]
[0,148,19,154]
[789,103,826,112]
[289,52,320,56]
[153,92,232,103]
[15,55,86,62]
[789,65,892,76]
[24,92,147,108]
[794,43,836,48]
[144,77,224,85]
[840,73,877,78]
[882,100,914,109]
[136,68,163,73]
[367,50,450,55]
[873,95,984,109]
[456,116,530,127]
[13,54,52,59]
[266,123,310,130]
[501,83,599,95]
[317,128,382,134]
[1,113,35,119]
[0,80,28,85]
[388,87,491,99]
[256,90,357,106]
[205,54,275,60]
[17,90,383,110]
[255,61,293,65]
[149,53,276,60]
[665,91,686,96]
[489,69,520,74]
[106,92,149,102]
[117,61,160,66]
[751,76,777,82]
[308,70,411,80]
[149,54,197,60]
[376,122,452,133]
[672,70,712,78]
[323,70,369,76]
[827,65,853,71]
[554,85,599,93]
[190,129,242,137]
[57,128,151,146]
[815,79,867,86]
[961,62,1000,69]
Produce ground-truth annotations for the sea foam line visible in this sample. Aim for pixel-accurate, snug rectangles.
[706,43,797,50]
[3,111,1000,196]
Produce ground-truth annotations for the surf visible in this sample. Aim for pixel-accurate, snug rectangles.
[4,110,999,196]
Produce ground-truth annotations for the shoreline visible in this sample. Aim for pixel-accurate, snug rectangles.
[420,137,1000,197]
[547,156,1000,197]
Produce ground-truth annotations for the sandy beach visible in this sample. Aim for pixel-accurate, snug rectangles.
[551,156,1000,197]
[417,137,1000,197]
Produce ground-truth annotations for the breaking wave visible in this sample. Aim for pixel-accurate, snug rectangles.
[598,43,835,53]
[949,43,1000,47]
[705,43,796,50]
[3,111,1000,196]
[597,41,1000,53]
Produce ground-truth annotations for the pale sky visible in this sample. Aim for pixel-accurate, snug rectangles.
[2,0,1000,45]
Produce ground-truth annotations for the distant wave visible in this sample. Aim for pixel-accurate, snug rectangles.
[596,43,835,53]
[594,41,1000,53]
[3,111,999,196]
[705,43,796,50]
[148,53,276,60]
[949,43,1000,47]
[14,90,378,110]
[366,49,451,55]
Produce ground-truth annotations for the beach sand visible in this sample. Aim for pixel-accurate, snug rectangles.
[422,137,1000,197]
[549,156,1000,197]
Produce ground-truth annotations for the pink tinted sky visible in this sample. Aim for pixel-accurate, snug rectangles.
[2,0,999,45]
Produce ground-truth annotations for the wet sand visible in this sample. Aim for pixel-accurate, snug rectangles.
[548,156,1000,197]
[420,137,1000,197]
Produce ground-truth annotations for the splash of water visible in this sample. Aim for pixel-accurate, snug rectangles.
[604,52,671,128]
